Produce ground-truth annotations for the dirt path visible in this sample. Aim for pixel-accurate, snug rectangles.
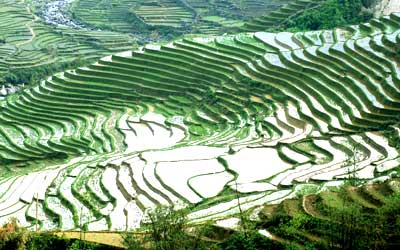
[16,0,39,47]
[55,231,126,248]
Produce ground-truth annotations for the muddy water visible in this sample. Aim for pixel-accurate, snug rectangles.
[383,0,400,15]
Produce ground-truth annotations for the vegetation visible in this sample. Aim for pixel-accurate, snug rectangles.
[66,0,289,36]
[0,57,88,86]
[219,231,284,250]
[0,1,399,250]
[0,0,134,87]
[0,0,295,86]
[119,181,400,250]
[258,182,400,249]
[0,7,399,234]
[279,0,375,31]
[0,219,116,250]
[122,205,282,250]
[2,182,399,249]
[243,0,376,32]
[123,206,211,250]
[0,0,380,85]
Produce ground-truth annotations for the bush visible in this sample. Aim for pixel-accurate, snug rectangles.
[276,0,373,32]
[123,206,210,250]
[0,218,29,250]
[1,57,89,86]
[26,233,70,250]
[218,231,284,250]
[68,240,95,250]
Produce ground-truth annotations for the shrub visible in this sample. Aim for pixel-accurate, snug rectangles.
[123,206,210,250]
[218,231,284,250]
[26,233,70,250]
[0,219,115,250]
[0,218,29,250]
[275,0,374,32]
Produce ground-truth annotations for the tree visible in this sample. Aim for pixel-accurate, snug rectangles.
[0,218,29,250]
[276,0,373,32]
[122,206,210,250]
[219,231,284,250]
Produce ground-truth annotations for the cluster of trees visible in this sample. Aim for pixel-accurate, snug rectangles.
[276,0,375,31]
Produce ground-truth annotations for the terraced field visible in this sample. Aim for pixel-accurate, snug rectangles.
[0,0,134,86]
[242,0,324,32]
[232,0,292,17]
[65,0,291,35]
[67,0,141,32]
[255,179,400,247]
[0,9,400,233]
[134,0,193,28]
[0,0,296,88]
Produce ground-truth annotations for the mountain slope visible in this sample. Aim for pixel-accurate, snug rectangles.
[0,13,399,230]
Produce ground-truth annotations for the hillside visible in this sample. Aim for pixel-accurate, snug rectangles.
[242,0,325,32]
[261,180,400,247]
[216,179,400,249]
[0,0,135,89]
[66,0,290,35]
[0,0,296,95]
[0,9,399,234]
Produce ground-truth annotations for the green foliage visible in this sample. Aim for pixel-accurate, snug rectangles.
[0,218,29,250]
[218,231,284,250]
[123,206,210,250]
[67,240,96,250]
[288,213,312,230]
[283,242,299,250]
[378,191,400,245]
[262,185,400,249]
[0,57,89,86]
[238,77,287,103]
[277,0,374,32]
[121,233,146,250]
[323,203,375,249]
[295,185,319,198]
[26,233,70,250]
[146,206,187,248]
[0,219,114,250]
[383,126,400,150]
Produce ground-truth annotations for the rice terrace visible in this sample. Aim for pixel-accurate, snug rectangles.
[0,0,400,249]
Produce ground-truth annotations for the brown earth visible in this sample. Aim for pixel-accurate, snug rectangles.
[55,231,127,248]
